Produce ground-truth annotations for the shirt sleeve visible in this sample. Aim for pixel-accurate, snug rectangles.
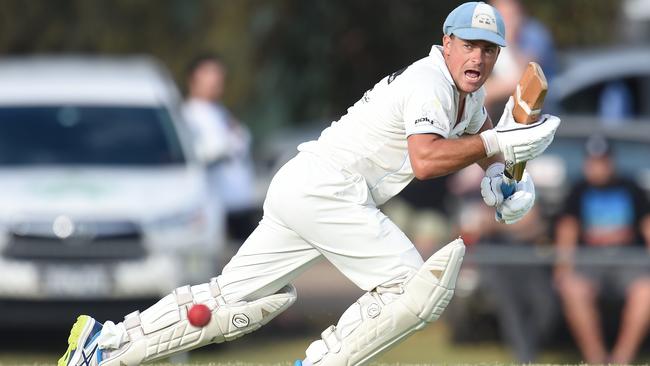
[563,182,585,218]
[630,181,650,217]
[403,80,453,138]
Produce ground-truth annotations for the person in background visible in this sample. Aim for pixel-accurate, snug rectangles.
[183,54,260,247]
[485,0,557,117]
[554,135,650,364]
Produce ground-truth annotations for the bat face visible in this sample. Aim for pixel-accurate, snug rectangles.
[512,62,548,124]
[508,62,549,181]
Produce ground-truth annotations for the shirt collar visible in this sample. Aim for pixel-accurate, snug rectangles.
[429,45,456,87]
[429,45,476,99]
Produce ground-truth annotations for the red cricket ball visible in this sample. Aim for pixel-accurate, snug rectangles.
[187,304,211,327]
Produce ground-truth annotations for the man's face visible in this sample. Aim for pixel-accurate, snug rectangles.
[584,156,614,186]
[189,61,226,101]
[442,35,499,94]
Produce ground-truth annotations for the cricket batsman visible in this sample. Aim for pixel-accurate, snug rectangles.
[59,2,560,365]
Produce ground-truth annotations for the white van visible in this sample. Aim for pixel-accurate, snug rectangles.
[0,56,226,326]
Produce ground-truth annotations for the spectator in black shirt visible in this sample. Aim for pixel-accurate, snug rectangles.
[554,135,650,364]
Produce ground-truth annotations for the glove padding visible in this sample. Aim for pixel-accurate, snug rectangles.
[480,162,506,207]
[495,170,535,224]
[480,97,561,166]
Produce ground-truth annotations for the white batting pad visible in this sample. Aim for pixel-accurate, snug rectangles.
[96,280,296,366]
[305,238,466,366]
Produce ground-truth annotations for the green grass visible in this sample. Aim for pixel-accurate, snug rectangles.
[187,322,577,365]
[0,322,587,366]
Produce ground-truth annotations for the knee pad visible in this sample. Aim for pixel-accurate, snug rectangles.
[305,238,465,366]
[98,278,296,365]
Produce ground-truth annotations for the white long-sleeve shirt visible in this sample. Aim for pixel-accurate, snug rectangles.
[298,46,488,205]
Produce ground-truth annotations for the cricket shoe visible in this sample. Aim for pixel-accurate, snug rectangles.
[59,315,104,366]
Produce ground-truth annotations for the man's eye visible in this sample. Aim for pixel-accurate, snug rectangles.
[463,44,473,50]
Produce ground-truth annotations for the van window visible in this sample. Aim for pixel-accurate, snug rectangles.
[560,78,646,118]
[0,106,186,166]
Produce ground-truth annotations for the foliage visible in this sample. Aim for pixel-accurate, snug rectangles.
[0,0,624,136]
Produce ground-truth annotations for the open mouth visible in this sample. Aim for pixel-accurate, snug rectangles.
[464,69,481,81]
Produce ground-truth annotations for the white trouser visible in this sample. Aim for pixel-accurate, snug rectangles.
[217,152,424,303]
[95,152,428,365]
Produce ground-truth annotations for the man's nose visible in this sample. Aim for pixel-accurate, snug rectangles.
[469,48,484,65]
[471,48,488,65]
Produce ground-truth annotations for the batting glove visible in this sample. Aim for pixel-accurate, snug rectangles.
[480,97,561,167]
[495,170,535,224]
[480,162,506,207]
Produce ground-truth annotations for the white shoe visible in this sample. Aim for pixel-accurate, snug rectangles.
[58,315,104,366]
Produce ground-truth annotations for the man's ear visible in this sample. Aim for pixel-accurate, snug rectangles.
[442,34,452,56]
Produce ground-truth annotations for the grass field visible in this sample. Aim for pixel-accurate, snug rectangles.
[0,322,590,366]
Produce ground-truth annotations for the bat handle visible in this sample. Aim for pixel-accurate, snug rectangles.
[501,173,517,199]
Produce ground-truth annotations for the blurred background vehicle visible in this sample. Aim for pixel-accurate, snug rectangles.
[550,47,650,123]
[0,56,226,327]
[536,45,650,208]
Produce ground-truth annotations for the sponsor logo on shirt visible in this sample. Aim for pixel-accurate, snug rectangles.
[414,117,445,130]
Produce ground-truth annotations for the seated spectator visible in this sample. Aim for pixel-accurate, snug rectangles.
[554,135,650,364]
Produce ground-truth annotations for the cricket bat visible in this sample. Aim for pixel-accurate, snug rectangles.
[501,62,548,197]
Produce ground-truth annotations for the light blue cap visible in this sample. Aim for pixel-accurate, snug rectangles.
[443,2,506,47]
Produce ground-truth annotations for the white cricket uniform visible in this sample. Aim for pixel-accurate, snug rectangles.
[217,46,488,303]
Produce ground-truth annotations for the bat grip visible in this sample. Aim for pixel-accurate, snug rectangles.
[496,172,517,222]
[501,173,517,199]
